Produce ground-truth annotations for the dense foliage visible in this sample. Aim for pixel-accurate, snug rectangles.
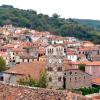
[74,19,100,31]
[18,70,47,88]
[0,56,7,72]
[73,86,100,95]
[1,5,100,43]
[79,64,85,71]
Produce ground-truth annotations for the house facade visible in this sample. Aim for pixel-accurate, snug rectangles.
[64,69,92,89]
[85,62,100,78]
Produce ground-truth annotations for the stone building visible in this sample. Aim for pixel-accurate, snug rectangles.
[64,69,92,89]
[46,44,65,89]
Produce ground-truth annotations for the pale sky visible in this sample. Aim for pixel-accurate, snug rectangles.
[0,0,100,20]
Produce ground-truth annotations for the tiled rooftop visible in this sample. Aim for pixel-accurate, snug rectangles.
[0,82,91,100]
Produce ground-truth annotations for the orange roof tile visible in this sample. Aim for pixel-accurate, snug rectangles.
[92,77,100,85]
[71,61,100,66]
[5,61,46,80]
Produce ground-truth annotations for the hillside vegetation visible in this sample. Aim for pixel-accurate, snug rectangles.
[1,5,100,44]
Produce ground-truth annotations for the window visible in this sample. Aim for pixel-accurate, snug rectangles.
[48,67,53,71]
[49,77,52,82]
[70,77,71,82]
[13,60,15,62]
[61,48,63,51]
[59,48,60,51]
[75,72,77,75]
[0,76,3,81]
[64,73,66,75]
[56,48,58,52]
[49,48,51,53]
[57,67,62,71]
[69,71,72,75]
[75,77,77,81]
[48,49,49,54]
[84,76,85,79]
[58,77,62,81]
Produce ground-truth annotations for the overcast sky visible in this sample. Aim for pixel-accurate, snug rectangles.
[0,0,100,20]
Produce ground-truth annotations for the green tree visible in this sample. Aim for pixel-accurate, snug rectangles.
[18,70,47,88]
[0,56,7,72]
[79,64,85,71]
[38,70,47,88]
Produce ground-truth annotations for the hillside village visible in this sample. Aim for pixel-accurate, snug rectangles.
[0,24,100,99]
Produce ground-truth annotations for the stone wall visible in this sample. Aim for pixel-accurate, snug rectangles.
[0,82,92,100]
[65,69,92,89]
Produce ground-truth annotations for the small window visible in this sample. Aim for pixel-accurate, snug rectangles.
[58,77,62,82]
[13,60,15,62]
[57,67,62,71]
[75,72,77,75]
[48,67,53,71]
[69,71,72,75]
[84,76,85,79]
[64,73,66,75]
[49,77,52,82]
[56,48,58,52]
[75,77,77,80]
[64,48,66,52]
[61,48,63,51]
[0,76,3,81]
[70,77,71,82]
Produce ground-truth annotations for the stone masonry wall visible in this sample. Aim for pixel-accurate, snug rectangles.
[0,82,92,100]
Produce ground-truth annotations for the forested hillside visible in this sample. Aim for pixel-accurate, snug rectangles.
[1,5,100,44]
[74,19,100,31]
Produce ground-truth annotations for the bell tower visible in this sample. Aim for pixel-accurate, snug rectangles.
[46,45,64,89]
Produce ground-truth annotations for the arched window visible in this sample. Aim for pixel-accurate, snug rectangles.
[48,49,49,54]
[50,48,52,53]
[59,48,60,52]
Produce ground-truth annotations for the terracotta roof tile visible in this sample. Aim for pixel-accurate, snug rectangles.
[92,77,100,85]
[5,61,46,80]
